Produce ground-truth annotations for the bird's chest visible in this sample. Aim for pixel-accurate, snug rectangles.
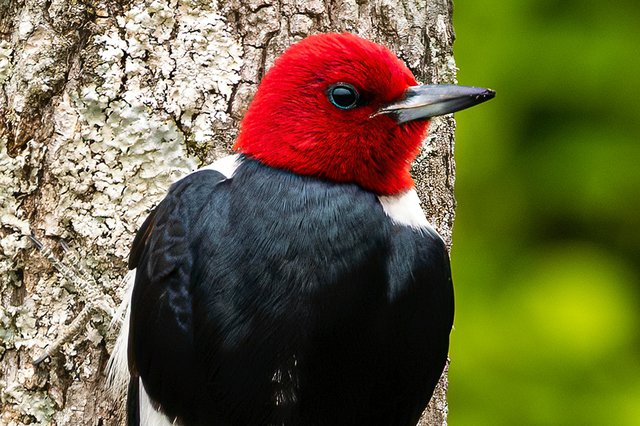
[222,167,393,302]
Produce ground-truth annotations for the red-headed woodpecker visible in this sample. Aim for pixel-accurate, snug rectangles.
[108,33,494,426]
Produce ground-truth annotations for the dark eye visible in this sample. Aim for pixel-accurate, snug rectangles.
[328,83,359,110]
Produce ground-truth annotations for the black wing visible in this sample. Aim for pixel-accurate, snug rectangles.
[127,169,229,424]
[382,224,454,425]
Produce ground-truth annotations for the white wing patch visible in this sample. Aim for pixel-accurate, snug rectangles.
[107,278,175,425]
[378,189,429,228]
[140,379,176,426]
[377,189,442,238]
[197,153,242,178]
[106,271,135,399]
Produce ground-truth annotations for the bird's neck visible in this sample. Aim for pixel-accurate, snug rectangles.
[236,146,416,196]
[234,120,428,196]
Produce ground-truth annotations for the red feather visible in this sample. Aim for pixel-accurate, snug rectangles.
[235,33,428,195]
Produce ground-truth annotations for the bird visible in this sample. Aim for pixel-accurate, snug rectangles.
[108,32,494,426]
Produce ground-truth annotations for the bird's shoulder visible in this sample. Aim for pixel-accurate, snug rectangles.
[129,154,241,270]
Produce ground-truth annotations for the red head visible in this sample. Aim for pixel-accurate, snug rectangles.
[235,33,495,195]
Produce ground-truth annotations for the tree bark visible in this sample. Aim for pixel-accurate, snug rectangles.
[0,0,458,424]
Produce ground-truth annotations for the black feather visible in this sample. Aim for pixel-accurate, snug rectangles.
[127,158,454,425]
[129,207,158,270]
[126,378,139,426]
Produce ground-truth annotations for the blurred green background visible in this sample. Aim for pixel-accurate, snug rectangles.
[449,1,640,424]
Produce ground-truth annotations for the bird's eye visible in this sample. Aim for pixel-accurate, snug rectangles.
[328,84,359,110]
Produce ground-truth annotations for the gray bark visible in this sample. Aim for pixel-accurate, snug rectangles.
[0,0,457,424]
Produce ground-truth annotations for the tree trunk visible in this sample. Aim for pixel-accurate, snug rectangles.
[0,0,458,424]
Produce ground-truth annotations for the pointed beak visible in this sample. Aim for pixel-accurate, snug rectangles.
[377,84,495,123]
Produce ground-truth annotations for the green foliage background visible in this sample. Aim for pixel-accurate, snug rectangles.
[449,1,640,424]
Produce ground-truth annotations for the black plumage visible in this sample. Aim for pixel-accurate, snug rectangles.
[127,157,454,426]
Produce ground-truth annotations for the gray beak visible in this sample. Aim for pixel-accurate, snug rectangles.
[377,84,495,123]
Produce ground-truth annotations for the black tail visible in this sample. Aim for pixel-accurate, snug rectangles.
[127,378,140,426]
